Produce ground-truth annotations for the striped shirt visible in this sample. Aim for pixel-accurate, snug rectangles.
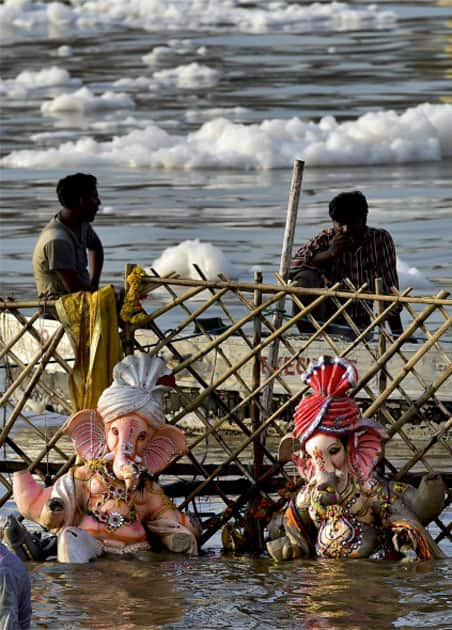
[289,226,402,320]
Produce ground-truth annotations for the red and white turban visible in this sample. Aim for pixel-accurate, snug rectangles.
[293,355,361,447]
[97,353,175,428]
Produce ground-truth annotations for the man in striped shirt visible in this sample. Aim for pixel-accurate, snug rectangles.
[288,191,403,336]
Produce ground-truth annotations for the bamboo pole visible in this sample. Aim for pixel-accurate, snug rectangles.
[218,273,302,399]
[0,312,41,361]
[144,313,281,467]
[182,293,364,456]
[0,325,65,448]
[0,300,56,309]
[376,277,388,396]
[147,287,230,359]
[175,281,391,451]
[386,364,452,437]
[249,270,265,550]
[4,409,70,463]
[178,384,306,510]
[4,307,73,374]
[362,316,452,415]
[344,279,449,425]
[261,160,304,418]
[138,268,214,320]
[2,347,72,414]
[151,271,270,488]
[395,417,452,480]
[137,276,452,307]
[170,290,287,373]
[169,289,341,424]
[252,271,263,478]
[351,290,450,396]
[397,288,452,367]
[192,266,285,427]
[214,274,306,441]
[0,325,66,408]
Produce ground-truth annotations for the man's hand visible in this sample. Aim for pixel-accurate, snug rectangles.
[329,228,354,257]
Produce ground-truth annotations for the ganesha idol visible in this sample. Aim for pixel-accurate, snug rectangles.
[13,353,200,563]
[267,356,446,562]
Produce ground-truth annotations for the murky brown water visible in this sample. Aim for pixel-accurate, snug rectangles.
[28,551,451,629]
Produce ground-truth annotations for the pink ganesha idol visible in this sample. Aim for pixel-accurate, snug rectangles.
[267,355,446,562]
[13,353,201,563]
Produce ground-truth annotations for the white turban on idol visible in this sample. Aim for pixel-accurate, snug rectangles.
[97,353,174,428]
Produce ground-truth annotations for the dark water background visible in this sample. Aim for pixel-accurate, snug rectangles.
[1,0,452,627]
[1,1,452,299]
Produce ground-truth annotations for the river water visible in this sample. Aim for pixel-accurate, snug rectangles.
[1,0,452,627]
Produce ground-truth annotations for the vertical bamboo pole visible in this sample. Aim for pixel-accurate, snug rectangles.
[252,270,263,476]
[375,277,387,419]
[247,270,264,550]
[375,276,387,474]
[261,159,304,418]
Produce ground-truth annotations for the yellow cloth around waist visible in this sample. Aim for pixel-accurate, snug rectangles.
[56,286,123,411]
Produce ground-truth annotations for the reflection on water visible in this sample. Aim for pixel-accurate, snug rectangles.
[28,552,452,629]
[1,425,450,628]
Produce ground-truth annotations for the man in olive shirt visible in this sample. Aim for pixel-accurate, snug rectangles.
[32,172,104,299]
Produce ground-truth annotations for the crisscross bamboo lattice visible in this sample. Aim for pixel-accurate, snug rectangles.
[0,272,451,550]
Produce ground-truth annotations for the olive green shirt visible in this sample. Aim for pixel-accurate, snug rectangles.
[32,214,98,298]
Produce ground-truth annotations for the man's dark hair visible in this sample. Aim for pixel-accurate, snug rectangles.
[56,173,97,209]
[328,190,368,224]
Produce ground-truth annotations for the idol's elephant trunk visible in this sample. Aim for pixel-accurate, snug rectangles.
[315,472,342,506]
[113,445,141,490]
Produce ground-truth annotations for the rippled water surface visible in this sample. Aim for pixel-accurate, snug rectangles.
[28,552,452,629]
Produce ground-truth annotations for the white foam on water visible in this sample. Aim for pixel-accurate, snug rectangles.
[40,86,135,113]
[150,63,220,89]
[397,258,434,291]
[114,62,220,91]
[2,103,450,169]
[0,0,397,40]
[55,45,72,57]
[142,40,206,66]
[0,66,80,98]
[146,239,237,281]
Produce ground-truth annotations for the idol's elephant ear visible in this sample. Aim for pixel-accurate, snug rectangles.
[143,425,188,475]
[347,420,387,482]
[64,409,107,462]
[278,433,314,482]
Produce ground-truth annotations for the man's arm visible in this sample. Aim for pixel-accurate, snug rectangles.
[87,231,104,291]
[55,269,91,293]
[46,237,91,293]
[289,231,332,280]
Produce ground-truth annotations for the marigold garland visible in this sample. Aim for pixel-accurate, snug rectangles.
[120,265,154,328]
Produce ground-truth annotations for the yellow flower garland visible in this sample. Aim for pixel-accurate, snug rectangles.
[120,265,154,329]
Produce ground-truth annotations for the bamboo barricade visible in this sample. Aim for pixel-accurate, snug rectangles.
[261,159,304,420]
[0,275,451,550]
